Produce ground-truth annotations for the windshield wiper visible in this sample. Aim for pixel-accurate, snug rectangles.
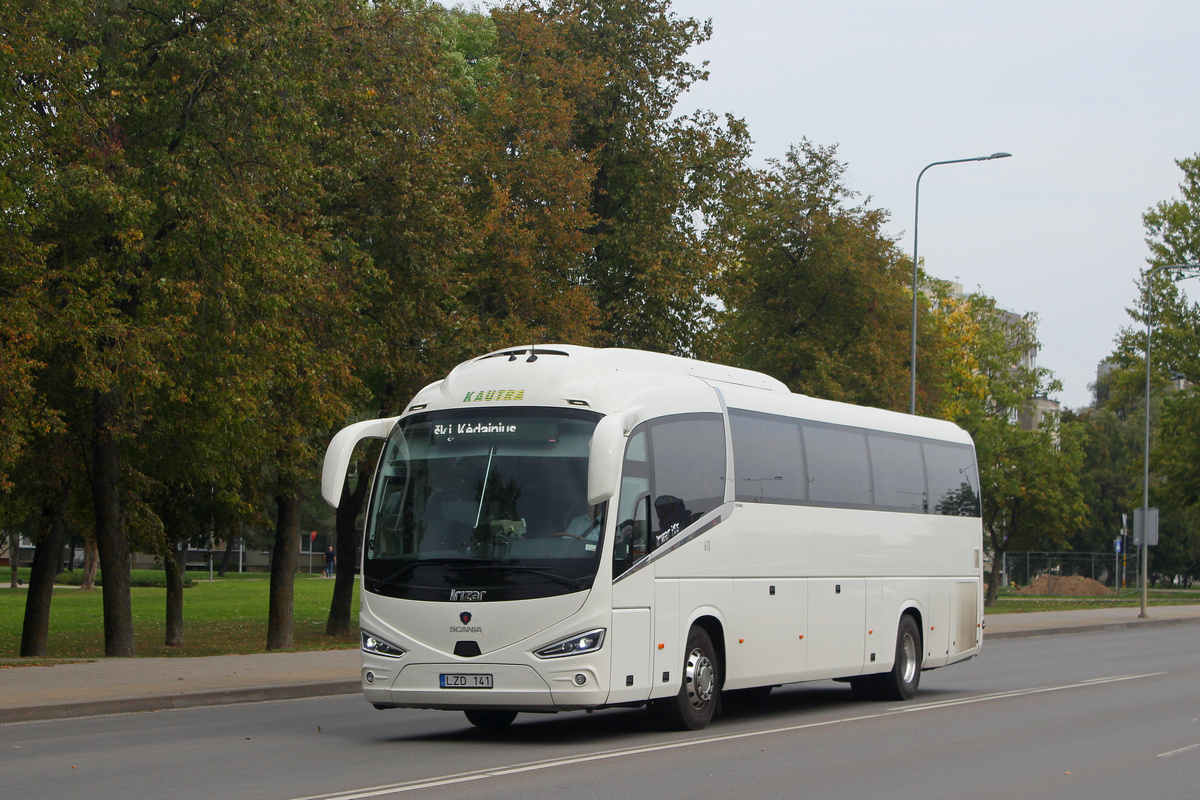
[373,558,489,588]
[458,563,585,591]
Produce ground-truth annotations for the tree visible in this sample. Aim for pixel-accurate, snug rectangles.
[316,2,611,636]
[1144,154,1200,269]
[0,1,58,492]
[455,4,602,351]
[7,0,176,657]
[930,292,1086,604]
[529,0,752,354]
[709,140,911,409]
[15,433,89,655]
[1106,154,1200,584]
[974,415,1086,603]
[6,0,382,655]
[1069,406,1141,553]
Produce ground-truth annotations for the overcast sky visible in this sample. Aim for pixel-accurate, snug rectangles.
[669,0,1199,409]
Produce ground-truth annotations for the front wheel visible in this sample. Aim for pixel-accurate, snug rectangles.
[464,709,517,729]
[655,626,720,730]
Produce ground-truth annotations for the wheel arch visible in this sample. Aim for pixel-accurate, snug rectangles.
[900,604,924,638]
[688,613,726,682]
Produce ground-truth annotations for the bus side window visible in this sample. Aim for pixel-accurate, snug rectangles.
[803,423,872,507]
[613,416,726,578]
[614,431,650,577]
[868,433,927,511]
[729,410,807,504]
[647,414,727,529]
[924,442,981,516]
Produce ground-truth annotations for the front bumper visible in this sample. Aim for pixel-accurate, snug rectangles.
[362,655,610,712]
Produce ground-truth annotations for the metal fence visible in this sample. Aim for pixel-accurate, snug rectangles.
[998,551,1139,591]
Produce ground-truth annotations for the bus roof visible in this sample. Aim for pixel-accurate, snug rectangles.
[405,345,971,446]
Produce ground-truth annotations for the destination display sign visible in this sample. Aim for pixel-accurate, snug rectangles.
[431,418,558,445]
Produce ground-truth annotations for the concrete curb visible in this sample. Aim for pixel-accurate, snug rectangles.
[984,614,1200,640]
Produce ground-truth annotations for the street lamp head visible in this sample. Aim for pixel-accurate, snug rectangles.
[909,148,1013,414]
[1167,263,1200,280]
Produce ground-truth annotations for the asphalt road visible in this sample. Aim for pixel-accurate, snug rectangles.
[5,626,1199,800]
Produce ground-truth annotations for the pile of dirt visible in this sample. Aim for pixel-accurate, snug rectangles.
[1018,574,1114,596]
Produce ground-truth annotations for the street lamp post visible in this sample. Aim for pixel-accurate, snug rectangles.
[909,153,1012,415]
[1140,262,1200,617]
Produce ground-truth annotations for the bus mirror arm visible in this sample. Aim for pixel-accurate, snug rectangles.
[321,417,399,508]
[587,413,628,506]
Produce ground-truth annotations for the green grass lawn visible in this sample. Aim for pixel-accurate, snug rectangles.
[986,587,1200,613]
[0,572,360,660]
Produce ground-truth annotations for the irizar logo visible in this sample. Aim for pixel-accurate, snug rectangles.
[450,589,486,601]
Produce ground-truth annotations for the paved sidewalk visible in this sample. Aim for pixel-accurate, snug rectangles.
[3,605,1199,724]
[983,602,1200,638]
[0,649,360,724]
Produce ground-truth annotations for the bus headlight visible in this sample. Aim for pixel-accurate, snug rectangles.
[534,629,606,659]
[361,631,407,659]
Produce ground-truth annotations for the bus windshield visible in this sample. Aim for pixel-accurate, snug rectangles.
[363,407,606,601]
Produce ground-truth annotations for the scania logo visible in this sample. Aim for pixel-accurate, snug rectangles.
[450,609,483,633]
[450,589,486,601]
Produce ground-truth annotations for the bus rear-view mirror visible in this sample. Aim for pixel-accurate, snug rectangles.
[321,417,398,508]
[587,413,627,506]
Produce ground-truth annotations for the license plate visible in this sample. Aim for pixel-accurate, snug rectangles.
[440,673,493,689]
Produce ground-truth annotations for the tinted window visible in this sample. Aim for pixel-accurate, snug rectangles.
[730,411,807,504]
[614,414,726,577]
[803,424,872,506]
[649,416,726,531]
[924,442,981,517]
[869,434,927,511]
[613,431,651,575]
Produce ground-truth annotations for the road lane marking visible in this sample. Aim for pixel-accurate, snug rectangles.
[887,672,1164,714]
[290,671,1167,800]
[1157,742,1200,758]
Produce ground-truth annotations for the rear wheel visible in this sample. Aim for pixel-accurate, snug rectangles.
[464,709,518,729]
[877,615,922,701]
[656,626,720,730]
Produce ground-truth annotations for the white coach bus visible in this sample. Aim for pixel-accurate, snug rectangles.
[321,345,983,730]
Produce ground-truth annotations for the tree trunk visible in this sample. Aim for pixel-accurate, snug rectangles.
[985,549,1003,607]
[266,485,301,651]
[217,532,235,578]
[8,529,18,587]
[80,538,99,590]
[92,389,136,657]
[164,539,185,647]
[326,468,369,638]
[20,505,67,657]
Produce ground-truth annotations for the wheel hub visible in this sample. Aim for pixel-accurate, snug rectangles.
[900,632,917,684]
[685,647,715,709]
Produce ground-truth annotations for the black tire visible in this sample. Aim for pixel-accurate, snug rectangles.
[656,626,720,730]
[877,615,922,701]
[464,709,518,729]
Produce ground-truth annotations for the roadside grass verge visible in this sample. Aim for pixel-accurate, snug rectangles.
[987,587,1200,613]
[0,573,359,659]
